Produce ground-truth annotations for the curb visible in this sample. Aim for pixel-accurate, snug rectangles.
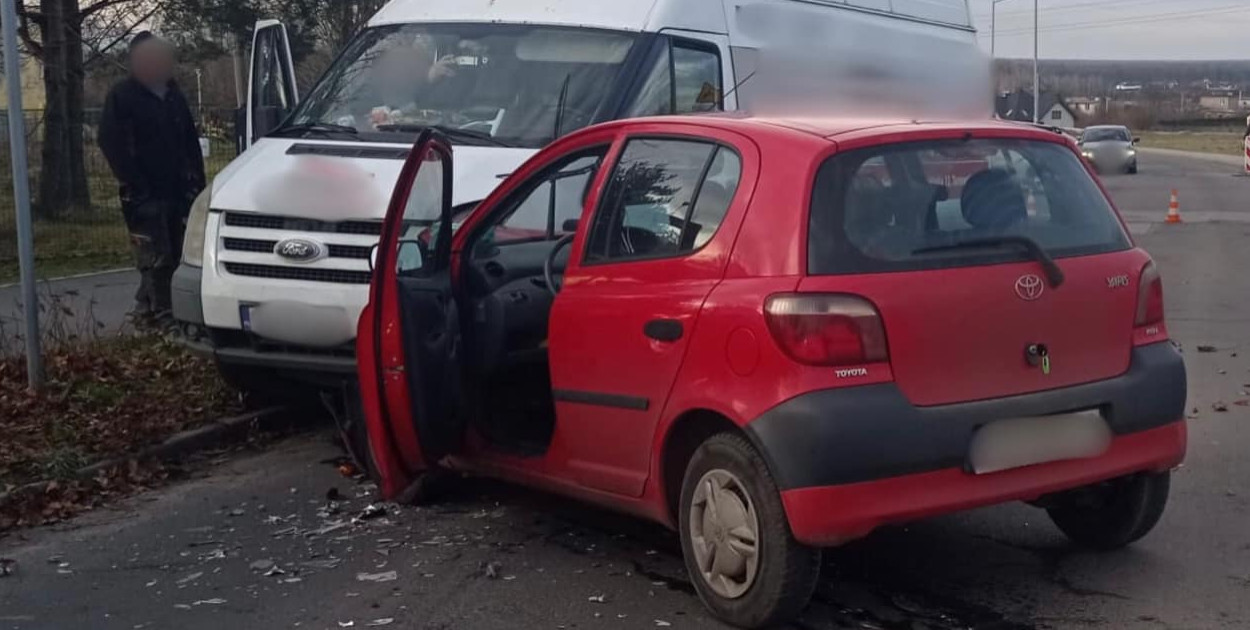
[0,268,134,291]
[1137,147,1245,168]
[1,406,287,506]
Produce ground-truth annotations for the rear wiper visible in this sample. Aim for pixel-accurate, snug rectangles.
[913,236,1066,288]
[374,123,515,147]
[270,121,360,138]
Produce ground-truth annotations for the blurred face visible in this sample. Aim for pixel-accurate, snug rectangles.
[131,40,176,85]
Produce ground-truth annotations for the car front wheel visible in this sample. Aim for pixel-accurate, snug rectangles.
[1046,472,1170,550]
[679,433,821,629]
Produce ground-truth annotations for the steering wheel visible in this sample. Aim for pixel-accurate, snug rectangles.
[544,233,577,295]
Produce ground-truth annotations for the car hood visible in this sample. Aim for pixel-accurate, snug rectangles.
[210,138,537,221]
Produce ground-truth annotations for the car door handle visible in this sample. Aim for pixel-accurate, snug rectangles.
[644,319,684,343]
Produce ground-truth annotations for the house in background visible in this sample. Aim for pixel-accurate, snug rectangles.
[995,90,1079,128]
[1065,96,1103,119]
[1199,89,1239,115]
[0,55,46,111]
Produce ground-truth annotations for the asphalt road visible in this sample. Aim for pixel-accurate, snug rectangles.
[3,151,1250,630]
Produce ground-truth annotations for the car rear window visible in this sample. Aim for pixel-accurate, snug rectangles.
[808,138,1131,275]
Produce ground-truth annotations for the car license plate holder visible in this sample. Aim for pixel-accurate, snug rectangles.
[968,410,1112,475]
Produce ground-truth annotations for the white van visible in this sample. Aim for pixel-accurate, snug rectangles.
[172,0,988,393]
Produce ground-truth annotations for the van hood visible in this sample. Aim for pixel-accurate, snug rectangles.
[211,138,537,219]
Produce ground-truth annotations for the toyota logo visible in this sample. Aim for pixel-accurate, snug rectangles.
[275,238,326,263]
[1015,274,1045,301]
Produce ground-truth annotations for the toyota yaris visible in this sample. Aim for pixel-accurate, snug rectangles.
[355,115,1188,628]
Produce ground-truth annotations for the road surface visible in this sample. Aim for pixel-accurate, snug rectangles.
[2,150,1249,629]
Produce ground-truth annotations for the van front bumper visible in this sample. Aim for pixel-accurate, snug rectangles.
[745,342,1187,546]
[172,264,357,384]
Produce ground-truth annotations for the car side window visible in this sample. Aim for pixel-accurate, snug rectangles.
[487,149,607,247]
[585,138,741,263]
[624,39,723,118]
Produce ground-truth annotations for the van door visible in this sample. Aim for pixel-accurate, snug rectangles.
[245,20,300,149]
[623,33,730,117]
[357,131,462,499]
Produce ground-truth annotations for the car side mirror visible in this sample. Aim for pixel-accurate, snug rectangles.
[561,219,580,233]
[1132,137,1140,145]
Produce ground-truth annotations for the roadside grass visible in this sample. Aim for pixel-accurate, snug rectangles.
[0,333,242,530]
[1138,131,1246,157]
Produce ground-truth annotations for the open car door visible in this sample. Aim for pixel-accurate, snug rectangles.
[242,20,300,150]
[357,131,462,499]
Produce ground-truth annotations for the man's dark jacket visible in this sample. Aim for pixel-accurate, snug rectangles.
[98,77,206,207]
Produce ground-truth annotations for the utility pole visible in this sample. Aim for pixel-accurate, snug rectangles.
[1033,0,1040,124]
[1,0,44,390]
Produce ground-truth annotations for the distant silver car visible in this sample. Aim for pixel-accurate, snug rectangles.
[1079,125,1139,174]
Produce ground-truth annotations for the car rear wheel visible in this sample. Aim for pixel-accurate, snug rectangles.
[1046,472,1170,550]
[679,433,820,629]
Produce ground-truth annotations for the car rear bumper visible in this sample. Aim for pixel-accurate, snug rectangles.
[781,421,1186,546]
[744,342,1187,545]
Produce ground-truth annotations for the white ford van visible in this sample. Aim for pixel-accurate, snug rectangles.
[172,0,989,394]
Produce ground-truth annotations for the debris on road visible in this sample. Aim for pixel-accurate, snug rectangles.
[192,599,227,606]
[0,557,15,577]
[301,558,343,570]
[175,571,204,586]
[1198,345,1219,353]
[1235,400,1250,407]
[366,619,395,627]
[249,559,275,572]
[588,594,608,603]
[1213,402,1230,413]
[356,570,397,583]
[355,504,388,522]
[483,561,502,579]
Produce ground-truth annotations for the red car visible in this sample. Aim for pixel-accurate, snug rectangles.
[356,116,1187,628]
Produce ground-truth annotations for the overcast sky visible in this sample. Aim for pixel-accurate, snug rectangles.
[968,0,1250,60]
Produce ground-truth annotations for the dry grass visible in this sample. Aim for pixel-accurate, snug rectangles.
[1137,131,1247,157]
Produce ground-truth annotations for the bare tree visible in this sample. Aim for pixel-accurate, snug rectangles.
[15,0,162,220]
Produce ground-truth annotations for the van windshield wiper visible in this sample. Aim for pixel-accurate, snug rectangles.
[913,236,1066,288]
[270,121,360,138]
[374,123,516,147]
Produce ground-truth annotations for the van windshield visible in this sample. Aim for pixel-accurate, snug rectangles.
[284,24,638,148]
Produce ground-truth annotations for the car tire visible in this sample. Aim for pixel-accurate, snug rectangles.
[678,433,820,629]
[1046,472,1170,551]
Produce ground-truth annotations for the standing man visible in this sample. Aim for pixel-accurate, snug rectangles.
[99,32,206,327]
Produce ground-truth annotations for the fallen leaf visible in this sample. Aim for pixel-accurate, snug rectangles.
[1198,345,1219,353]
[1213,402,1229,413]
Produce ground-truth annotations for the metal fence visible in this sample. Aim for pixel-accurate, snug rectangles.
[0,107,238,283]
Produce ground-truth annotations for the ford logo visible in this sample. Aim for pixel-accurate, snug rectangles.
[275,238,325,263]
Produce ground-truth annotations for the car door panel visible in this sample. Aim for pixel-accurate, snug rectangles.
[358,131,458,499]
[548,124,760,498]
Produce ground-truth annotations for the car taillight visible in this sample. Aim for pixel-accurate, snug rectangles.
[1135,262,1165,327]
[764,294,888,367]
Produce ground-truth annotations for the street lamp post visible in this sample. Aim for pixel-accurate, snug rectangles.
[991,0,1041,124]
[1033,0,1040,124]
[1,0,43,390]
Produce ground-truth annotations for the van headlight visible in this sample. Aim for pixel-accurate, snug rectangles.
[183,188,212,267]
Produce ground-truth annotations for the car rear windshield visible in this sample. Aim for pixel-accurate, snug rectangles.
[808,138,1131,275]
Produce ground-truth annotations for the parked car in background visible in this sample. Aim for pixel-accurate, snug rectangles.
[1079,125,1139,174]
[171,0,989,402]
[356,115,1187,628]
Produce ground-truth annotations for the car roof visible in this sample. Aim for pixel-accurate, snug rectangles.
[591,114,1068,147]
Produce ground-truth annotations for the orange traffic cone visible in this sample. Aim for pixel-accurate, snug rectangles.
[1165,189,1183,224]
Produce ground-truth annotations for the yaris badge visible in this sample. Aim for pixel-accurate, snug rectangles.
[275,238,325,263]
[1015,274,1045,301]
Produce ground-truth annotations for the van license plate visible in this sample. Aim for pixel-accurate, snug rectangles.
[969,410,1112,475]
